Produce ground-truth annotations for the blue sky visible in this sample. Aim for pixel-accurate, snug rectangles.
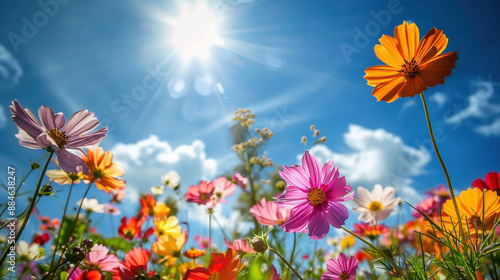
[1,0,500,251]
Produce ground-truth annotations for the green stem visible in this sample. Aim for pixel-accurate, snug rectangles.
[41,259,69,280]
[246,163,261,233]
[421,93,462,232]
[0,152,53,268]
[491,253,499,280]
[342,226,404,277]
[49,182,74,272]
[269,247,304,280]
[208,209,213,255]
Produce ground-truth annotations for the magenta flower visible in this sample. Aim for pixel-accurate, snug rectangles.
[322,253,358,280]
[194,235,212,249]
[9,100,107,174]
[274,151,354,240]
[250,197,290,226]
[224,238,255,254]
[268,265,281,280]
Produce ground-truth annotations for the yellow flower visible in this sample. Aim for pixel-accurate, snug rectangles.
[46,169,83,185]
[153,216,181,237]
[340,235,355,249]
[443,188,500,235]
[152,229,187,264]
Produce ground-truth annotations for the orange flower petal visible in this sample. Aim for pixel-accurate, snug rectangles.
[398,75,427,98]
[394,21,420,60]
[375,35,405,68]
[372,76,405,103]
[418,52,458,87]
[364,65,401,87]
[416,28,449,65]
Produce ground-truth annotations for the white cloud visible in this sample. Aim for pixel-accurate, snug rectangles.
[111,135,217,196]
[445,81,500,136]
[0,44,23,88]
[0,106,7,130]
[304,124,430,205]
[475,117,500,136]
[400,99,416,115]
[429,92,447,107]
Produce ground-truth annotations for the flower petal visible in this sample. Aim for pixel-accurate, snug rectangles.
[302,151,322,188]
[56,149,89,175]
[364,65,402,87]
[64,110,99,136]
[38,105,57,131]
[371,76,405,103]
[281,202,313,233]
[325,201,349,229]
[418,52,458,87]
[394,21,420,61]
[308,207,330,240]
[416,28,449,65]
[279,165,310,190]
[375,35,405,68]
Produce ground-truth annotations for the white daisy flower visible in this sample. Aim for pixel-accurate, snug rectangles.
[352,184,402,225]
[151,185,165,195]
[161,171,181,189]
[77,198,105,213]
[17,241,43,261]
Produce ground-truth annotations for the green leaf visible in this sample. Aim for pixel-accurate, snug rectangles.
[103,237,133,252]
[60,271,69,280]
[481,242,500,255]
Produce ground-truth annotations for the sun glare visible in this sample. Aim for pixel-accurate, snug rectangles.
[171,2,223,60]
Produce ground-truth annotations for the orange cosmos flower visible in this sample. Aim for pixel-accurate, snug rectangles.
[140,194,171,218]
[183,249,240,280]
[442,188,500,236]
[364,21,458,103]
[183,247,207,259]
[118,216,145,240]
[82,147,125,193]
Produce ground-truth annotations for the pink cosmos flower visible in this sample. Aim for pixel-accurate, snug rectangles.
[86,244,122,272]
[231,173,248,191]
[212,176,237,204]
[274,151,354,240]
[268,265,281,280]
[224,238,255,254]
[424,184,451,202]
[249,197,290,226]
[9,100,107,174]
[194,235,212,249]
[472,171,500,195]
[322,253,358,280]
[412,197,438,218]
[186,181,215,205]
[103,204,121,215]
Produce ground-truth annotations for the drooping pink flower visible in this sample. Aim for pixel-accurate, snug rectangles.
[9,100,107,174]
[212,177,237,204]
[472,171,500,196]
[231,173,248,191]
[250,197,290,226]
[274,151,354,240]
[186,181,215,205]
[224,238,255,254]
[322,253,358,280]
[194,235,212,249]
[86,244,123,272]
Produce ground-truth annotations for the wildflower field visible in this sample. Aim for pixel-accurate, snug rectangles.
[1,1,500,280]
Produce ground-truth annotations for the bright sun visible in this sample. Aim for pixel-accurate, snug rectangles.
[171,2,222,60]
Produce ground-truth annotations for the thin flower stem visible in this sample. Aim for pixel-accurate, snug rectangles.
[246,163,261,232]
[490,253,499,280]
[420,93,462,232]
[208,210,213,255]
[41,259,69,280]
[0,152,53,268]
[48,182,74,272]
[269,247,304,280]
[212,214,230,241]
[341,226,404,277]
[289,232,297,268]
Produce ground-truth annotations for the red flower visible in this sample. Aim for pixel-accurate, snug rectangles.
[113,247,151,280]
[118,216,145,240]
[353,222,390,240]
[472,172,500,196]
[139,194,170,218]
[183,249,240,280]
[33,232,50,245]
[77,269,102,280]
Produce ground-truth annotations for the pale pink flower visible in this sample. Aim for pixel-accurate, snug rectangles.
[224,238,255,254]
[322,253,358,280]
[194,235,212,249]
[10,100,107,174]
[86,244,122,272]
[103,204,121,215]
[250,197,290,226]
[274,151,354,240]
[212,176,237,204]
[186,181,215,205]
[231,173,248,190]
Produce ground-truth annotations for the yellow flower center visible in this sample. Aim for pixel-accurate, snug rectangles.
[398,58,419,78]
[307,188,327,206]
[200,193,208,201]
[209,272,221,280]
[368,201,383,212]
[340,271,350,280]
[47,128,67,147]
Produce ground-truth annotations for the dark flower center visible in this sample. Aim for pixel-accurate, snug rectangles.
[307,188,326,206]
[468,214,484,229]
[340,271,350,280]
[398,58,419,78]
[47,128,67,147]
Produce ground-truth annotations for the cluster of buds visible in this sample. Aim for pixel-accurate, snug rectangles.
[301,124,326,146]
[250,156,273,167]
[231,143,247,156]
[233,108,255,129]
[66,239,93,264]
[253,127,274,140]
